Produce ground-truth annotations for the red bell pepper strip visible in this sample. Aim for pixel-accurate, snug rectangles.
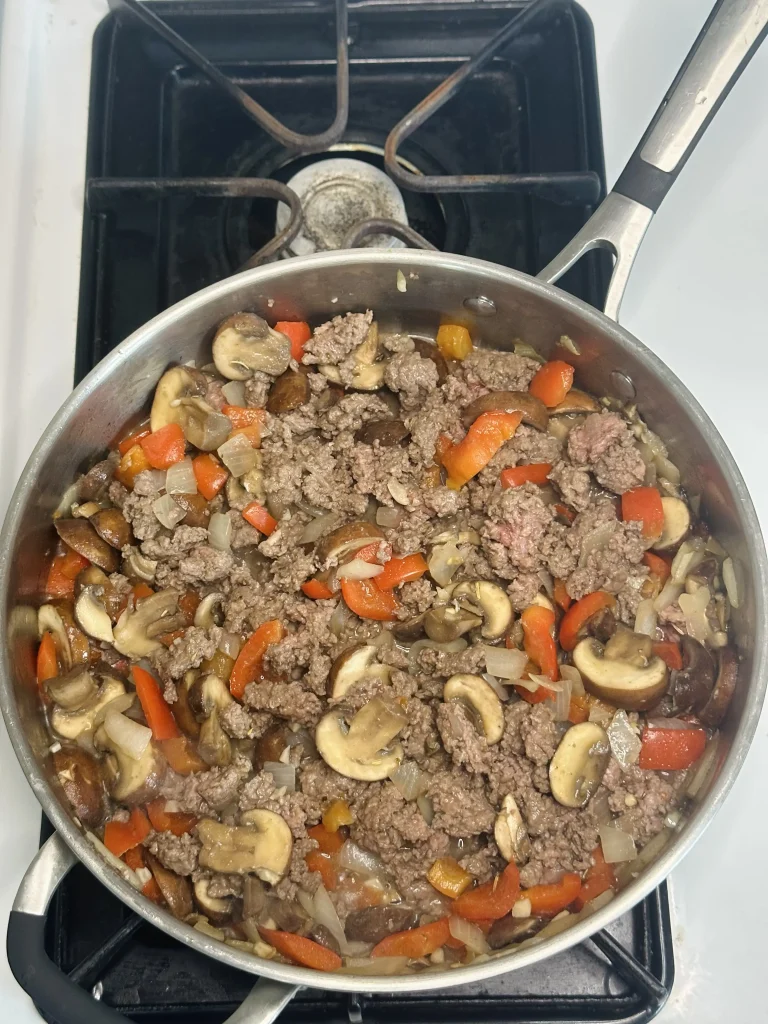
[36,632,58,685]
[567,692,591,724]
[340,578,400,621]
[160,736,208,775]
[301,579,335,600]
[621,487,664,541]
[192,453,228,500]
[230,619,285,699]
[146,798,197,836]
[652,640,683,671]
[521,605,559,681]
[45,547,90,599]
[221,405,266,431]
[259,928,342,971]
[131,665,179,741]
[375,553,428,590]
[115,444,153,488]
[274,321,312,362]
[553,577,572,611]
[528,360,575,407]
[522,873,582,917]
[372,918,453,959]
[454,862,521,921]
[442,411,522,489]
[638,724,707,770]
[242,501,278,536]
[139,423,186,469]
[103,807,151,858]
[500,463,552,488]
[573,846,616,911]
[559,591,616,652]
[117,425,151,456]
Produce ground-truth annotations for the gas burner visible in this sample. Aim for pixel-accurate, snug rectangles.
[275,157,408,255]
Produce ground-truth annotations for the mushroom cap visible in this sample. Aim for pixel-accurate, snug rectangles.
[573,637,668,710]
[327,644,392,699]
[461,390,549,432]
[450,580,513,640]
[51,676,126,741]
[198,812,293,884]
[315,708,404,781]
[494,794,530,863]
[443,673,505,745]
[112,588,184,659]
[652,496,691,551]
[550,389,600,415]
[549,721,610,808]
[212,313,291,381]
[74,587,115,644]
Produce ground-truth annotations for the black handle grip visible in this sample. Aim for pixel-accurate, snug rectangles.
[7,910,126,1024]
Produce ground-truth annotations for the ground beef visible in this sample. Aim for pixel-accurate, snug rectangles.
[413,643,486,679]
[481,483,554,574]
[299,760,368,807]
[458,349,539,392]
[405,389,465,468]
[506,572,543,611]
[121,491,164,541]
[601,759,677,844]
[244,371,273,409]
[147,831,201,876]
[141,526,209,562]
[384,351,439,411]
[197,758,252,810]
[219,701,258,739]
[428,769,495,837]
[108,480,129,508]
[422,486,468,518]
[549,459,593,511]
[318,393,392,437]
[436,701,492,775]
[274,835,321,901]
[207,873,244,899]
[397,578,435,615]
[156,545,235,588]
[566,519,646,601]
[517,794,599,887]
[567,412,645,495]
[243,680,323,726]
[302,310,373,365]
[401,697,440,762]
[239,771,319,835]
[151,626,221,681]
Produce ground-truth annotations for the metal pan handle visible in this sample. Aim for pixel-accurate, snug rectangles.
[7,832,299,1024]
[538,0,768,320]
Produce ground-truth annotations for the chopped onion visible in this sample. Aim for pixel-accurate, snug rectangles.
[164,799,181,813]
[482,673,510,702]
[336,558,384,580]
[49,740,62,754]
[599,824,637,863]
[217,631,241,659]
[296,888,315,918]
[607,710,642,768]
[551,675,572,721]
[262,761,296,793]
[55,480,82,518]
[221,380,246,406]
[208,511,232,551]
[645,717,696,731]
[686,736,720,798]
[634,598,657,638]
[428,540,464,587]
[93,692,135,728]
[396,269,407,293]
[217,433,260,478]
[389,761,430,800]
[537,569,555,598]
[722,557,741,609]
[376,506,402,529]
[526,674,564,693]
[511,897,532,918]
[678,585,712,643]
[560,663,585,696]
[416,795,434,825]
[104,711,152,761]
[344,940,375,958]
[338,841,387,879]
[85,832,143,889]
[654,453,681,485]
[299,512,340,545]
[671,539,705,584]
[135,866,152,887]
[589,790,613,825]
[578,523,615,567]
[449,916,489,954]
[165,458,198,495]
[340,956,408,976]
[194,918,226,940]
[482,644,528,680]
[653,580,683,613]
[558,334,581,356]
[152,493,185,530]
[329,600,354,637]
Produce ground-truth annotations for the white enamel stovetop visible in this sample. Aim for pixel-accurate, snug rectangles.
[0,2,766,1021]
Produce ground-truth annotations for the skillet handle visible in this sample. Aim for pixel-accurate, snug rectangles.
[7,832,299,1024]
[537,0,768,321]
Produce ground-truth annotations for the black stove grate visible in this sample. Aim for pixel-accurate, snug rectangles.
[49,2,674,1022]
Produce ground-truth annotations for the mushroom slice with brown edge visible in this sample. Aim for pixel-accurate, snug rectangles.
[549,721,610,808]
[197,812,293,884]
[53,746,109,829]
[423,604,482,644]
[461,391,549,432]
[89,507,132,550]
[658,636,716,716]
[254,724,291,768]
[150,366,231,451]
[38,604,73,670]
[315,702,405,782]
[193,877,233,925]
[450,581,513,640]
[355,419,410,447]
[198,708,232,767]
[487,915,545,949]
[188,673,234,718]
[54,518,119,573]
[46,666,98,710]
[74,587,114,644]
[550,389,600,415]
[213,313,292,380]
[144,851,194,920]
[494,794,531,864]
[112,588,184,659]
[74,566,123,621]
[194,593,225,630]
[652,496,691,551]
[328,644,392,699]
[123,546,158,584]
[344,697,407,759]
[573,634,668,711]
[345,905,420,944]
[51,675,126,741]
[316,521,384,565]
[266,368,311,414]
[698,646,739,726]
[413,338,448,385]
[94,723,164,805]
[443,674,504,745]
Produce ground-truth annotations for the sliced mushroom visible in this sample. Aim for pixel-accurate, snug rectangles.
[213,313,292,380]
[79,457,117,502]
[328,644,392,699]
[573,637,668,710]
[51,676,126,741]
[74,587,114,644]
[316,521,384,565]
[345,905,419,944]
[194,877,234,925]
[413,338,448,385]
[315,707,405,782]
[175,672,201,739]
[38,604,73,670]
[344,697,407,760]
[349,362,387,391]
[392,614,427,643]
[254,724,291,769]
[175,492,211,529]
[266,368,311,414]
[89,508,132,550]
[72,501,101,519]
[487,915,545,949]
[52,746,109,828]
[194,593,225,629]
[698,645,738,726]
[46,666,98,710]
[494,794,531,864]
[95,723,164,805]
[54,519,118,573]
[549,721,610,808]
[423,604,482,643]
[550,389,600,415]
[657,636,716,716]
[354,419,410,447]
[112,588,184,658]
[450,581,513,640]
[74,566,123,621]
[461,391,549,432]
[123,546,158,583]
[198,708,232,767]
[145,851,194,919]
[355,321,379,365]
[198,812,293,884]
[188,673,234,718]
[652,496,691,551]
[150,366,231,450]
[443,674,504,744]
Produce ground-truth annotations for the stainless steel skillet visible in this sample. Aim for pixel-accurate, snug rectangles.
[3,2,768,1022]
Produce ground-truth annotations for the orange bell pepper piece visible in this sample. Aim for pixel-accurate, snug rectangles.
[652,640,683,671]
[160,736,208,775]
[500,463,552,488]
[528,360,575,407]
[230,619,285,699]
[559,591,616,652]
[259,928,342,971]
[553,577,572,611]
[522,872,582,917]
[36,632,58,685]
[621,486,664,541]
[131,665,179,741]
[638,724,707,771]
[436,324,472,361]
[301,578,335,600]
[643,550,672,583]
[521,605,559,681]
[178,589,200,624]
[115,443,153,488]
[322,799,354,833]
[117,425,151,456]
[443,411,522,489]
[308,822,346,854]
[274,321,312,362]
[305,850,338,891]
[222,404,266,430]
[372,918,453,959]
[573,846,616,911]
[146,798,197,836]
[45,546,90,599]
[242,501,278,536]
[103,807,151,858]
[375,553,428,590]
[192,453,228,500]
[427,857,473,899]
[340,578,400,621]
[567,692,592,724]
[139,423,186,469]
[453,862,520,921]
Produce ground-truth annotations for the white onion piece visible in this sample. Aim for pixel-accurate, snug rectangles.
[634,598,657,638]
[337,841,386,879]
[589,790,613,825]
[599,824,637,863]
[428,540,463,587]
[344,940,375,958]
[217,433,259,478]
[218,631,241,658]
[560,663,585,696]
[653,580,683,613]
[416,795,434,825]
[722,557,740,609]
[376,506,402,529]
[208,511,232,552]
[55,480,82,518]
[654,453,681,486]
[164,799,181,813]
[135,866,152,887]
[387,479,410,505]
[389,761,430,800]
[341,956,409,976]
[537,569,555,598]
[140,469,168,493]
[671,539,705,584]
[678,585,712,643]
[299,512,340,545]
[579,523,615,567]
[607,710,642,768]
[336,558,384,580]
[221,380,246,406]
[85,832,143,889]
[482,673,510,702]
[152,493,185,529]
[408,638,467,665]
[527,674,564,693]
[482,644,528,680]
[449,916,489,954]
[551,675,572,721]
[296,888,315,918]
[329,600,354,637]
[686,736,720,798]
[104,711,152,761]
[93,692,136,729]
[262,761,296,793]
[645,717,696,731]
[165,458,198,495]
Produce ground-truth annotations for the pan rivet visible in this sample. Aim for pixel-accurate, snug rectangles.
[609,370,636,402]
[463,296,497,317]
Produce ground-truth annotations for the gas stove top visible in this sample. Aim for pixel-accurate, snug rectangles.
[38,1,671,1021]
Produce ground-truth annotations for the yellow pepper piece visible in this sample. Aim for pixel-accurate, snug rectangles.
[436,324,473,361]
[427,856,473,899]
[322,798,354,833]
[200,649,236,680]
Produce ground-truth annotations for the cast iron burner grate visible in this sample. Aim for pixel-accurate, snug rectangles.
[53,1,674,1021]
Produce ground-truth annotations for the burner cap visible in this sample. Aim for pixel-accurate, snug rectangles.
[275,157,408,256]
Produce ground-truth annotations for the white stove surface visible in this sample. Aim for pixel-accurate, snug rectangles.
[0,1,766,1020]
